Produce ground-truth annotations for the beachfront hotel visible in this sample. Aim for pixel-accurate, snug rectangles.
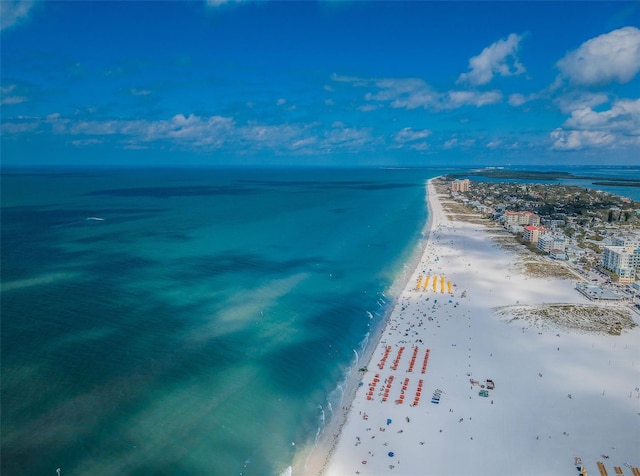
[450,179,470,192]
[523,225,546,244]
[503,210,541,226]
[537,234,566,253]
[601,245,640,283]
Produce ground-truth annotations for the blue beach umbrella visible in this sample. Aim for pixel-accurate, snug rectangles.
[386,418,392,425]
[388,452,394,457]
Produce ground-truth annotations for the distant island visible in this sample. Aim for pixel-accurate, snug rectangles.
[446,168,640,188]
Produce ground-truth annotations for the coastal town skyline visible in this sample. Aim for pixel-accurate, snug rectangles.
[1,1,639,167]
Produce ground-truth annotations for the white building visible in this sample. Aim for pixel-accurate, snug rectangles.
[612,234,640,248]
[537,234,566,253]
[601,245,640,283]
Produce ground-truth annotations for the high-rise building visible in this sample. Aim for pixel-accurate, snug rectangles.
[451,179,470,192]
[601,245,640,283]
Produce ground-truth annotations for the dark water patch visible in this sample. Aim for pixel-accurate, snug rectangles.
[237,178,419,192]
[1,169,121,179]
[85,185,265,198]
[330,207,350,214]
[261,296,368,394]
[137,230,191,242]
[2,205,167,230]
[172,252,329,280]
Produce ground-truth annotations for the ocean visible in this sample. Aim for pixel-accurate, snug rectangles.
[2,166,638,476]
[1,167,439,475]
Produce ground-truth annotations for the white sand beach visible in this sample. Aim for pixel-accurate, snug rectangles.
[306,179,640,476]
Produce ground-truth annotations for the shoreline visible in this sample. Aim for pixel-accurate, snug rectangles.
[292,179,436,475]
[305,178,639,475]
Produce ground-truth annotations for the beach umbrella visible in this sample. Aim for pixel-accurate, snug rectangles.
[386,418,392,425]
[388,452,394,457]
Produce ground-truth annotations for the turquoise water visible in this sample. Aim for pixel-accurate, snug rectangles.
[1,168,439,475]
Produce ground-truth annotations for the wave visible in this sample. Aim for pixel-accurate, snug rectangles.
[278,465,292,476]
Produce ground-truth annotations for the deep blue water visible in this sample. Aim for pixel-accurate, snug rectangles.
[1,168,438,475]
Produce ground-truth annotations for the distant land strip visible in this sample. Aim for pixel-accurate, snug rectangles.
[591,181,640,187]
[447,168,640,184]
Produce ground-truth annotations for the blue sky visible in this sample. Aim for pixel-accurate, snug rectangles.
[1,1,639,167]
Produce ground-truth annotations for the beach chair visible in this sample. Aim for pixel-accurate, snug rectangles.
[598,462,609,476]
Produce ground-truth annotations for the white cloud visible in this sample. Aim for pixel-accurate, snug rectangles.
[445,90,502,108]
[563,99,640,134]
[443,137,476,149]
[407,142,428,151]
[556,26,640,86]
[394,127,432,143]
[4,112,380,155]
[71,138,103,148]
[45,114,237,148]
[553,91,609,114]
[1,95,28,105]
[365,78,440,109]
[457,33,525,85]
[1,121,39,134]
[443,138,458,149]
[1,84,28,105]
[550,129,615,150]
[508,92,540,107]
[486,139,519,150]
[291,137,317,150]
[339,75,502,110]
[240,123,305,149]
[551,98,640,151]
[321,125,374,150]
[1,0,35,31]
